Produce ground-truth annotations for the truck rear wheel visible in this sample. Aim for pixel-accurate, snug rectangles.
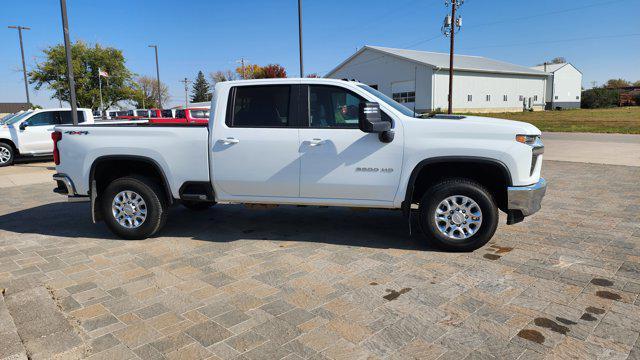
[101,176,167,240]
[418,178,498,252]
[0,143,14,167]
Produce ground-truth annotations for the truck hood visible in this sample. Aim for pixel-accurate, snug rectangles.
[450,116,541,135]
[408,116,541,137]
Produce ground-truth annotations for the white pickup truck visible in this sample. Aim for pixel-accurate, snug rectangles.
[0,108,94,166]
[52,78,546,251]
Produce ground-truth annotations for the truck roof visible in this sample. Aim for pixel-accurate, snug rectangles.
[32,107,92,112]
[219,78,365,87]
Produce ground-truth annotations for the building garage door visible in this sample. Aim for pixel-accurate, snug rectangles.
[391,80,416,105]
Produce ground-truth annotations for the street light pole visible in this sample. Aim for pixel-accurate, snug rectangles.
[297,0,304,77]
[8,25,31,105]
[59,0,78,125]
[149,45,161,108]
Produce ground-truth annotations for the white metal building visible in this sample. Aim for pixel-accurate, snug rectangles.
[326,46,550,113]
[530,63,582,109]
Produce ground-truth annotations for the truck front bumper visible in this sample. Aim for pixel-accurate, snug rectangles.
[53,174,88,202]
[506,178,547,223]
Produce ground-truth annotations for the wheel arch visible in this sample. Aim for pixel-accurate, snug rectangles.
[402,156,513,216]
[89,155,174,222]
[0,138,19,155]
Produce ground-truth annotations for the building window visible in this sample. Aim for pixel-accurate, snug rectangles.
[467,95,472,102]
[392,91,415,103]
[486,95,490,102]
[519,95,524,101]
[534,95,538,102]
[576,96,579,100]
[554,95,558,100]
[503,95,508,101]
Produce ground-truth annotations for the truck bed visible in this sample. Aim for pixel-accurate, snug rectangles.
[54,123,210,198]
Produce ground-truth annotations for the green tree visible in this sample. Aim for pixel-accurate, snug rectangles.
[580,88,619,108]
[131,76,170,109]
[603,79,631,89]
[29,41,137,110]
[191,71,211,102]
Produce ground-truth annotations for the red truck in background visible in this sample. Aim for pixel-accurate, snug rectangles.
[148,108,210,124]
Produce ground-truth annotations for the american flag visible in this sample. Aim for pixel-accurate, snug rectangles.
[98,68,109,78]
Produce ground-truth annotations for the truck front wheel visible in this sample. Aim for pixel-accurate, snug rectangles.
[101,176,168,240]
[418,178,498,252]
[0,143,14,167]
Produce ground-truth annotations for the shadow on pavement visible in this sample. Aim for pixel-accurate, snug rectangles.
[0,201,430,251]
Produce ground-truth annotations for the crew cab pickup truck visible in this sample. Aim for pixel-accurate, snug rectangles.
[0,108,93,167]
[52,78,546,251]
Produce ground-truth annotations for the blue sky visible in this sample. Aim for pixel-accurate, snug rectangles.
[2,0,639,108]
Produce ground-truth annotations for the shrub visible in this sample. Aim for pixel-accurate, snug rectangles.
[581,88,619,108]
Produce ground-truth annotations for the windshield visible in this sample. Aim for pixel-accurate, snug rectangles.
[5,111,33,125]
[358,84,416,117]
[1,114,17,124]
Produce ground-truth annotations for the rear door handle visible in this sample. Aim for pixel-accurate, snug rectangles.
[221,137,239,144]
[309,138,324,146]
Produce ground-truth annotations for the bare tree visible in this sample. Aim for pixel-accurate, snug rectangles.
[209,70,237,85]
[133,76,169,108]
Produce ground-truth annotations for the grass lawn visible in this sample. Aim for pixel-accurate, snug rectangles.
[463,107,640,134]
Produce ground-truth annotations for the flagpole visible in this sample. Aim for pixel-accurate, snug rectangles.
[98,68,104,118]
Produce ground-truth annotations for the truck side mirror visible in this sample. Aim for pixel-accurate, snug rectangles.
[358,102,390,133]
[19,120,30,130]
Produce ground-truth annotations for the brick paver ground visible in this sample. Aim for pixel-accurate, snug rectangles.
[0,160,638,359]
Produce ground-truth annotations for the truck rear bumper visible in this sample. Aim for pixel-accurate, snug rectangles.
[53,174,89,202]
[507,178,547,221]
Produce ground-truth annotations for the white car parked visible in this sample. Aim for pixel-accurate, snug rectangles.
[52,78,546,251]
[0,108,94,166]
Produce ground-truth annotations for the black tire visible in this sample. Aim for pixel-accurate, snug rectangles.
[418,178,498,252]
[101,176,168,240]
[181,200,215,211]
[0,143,14,167]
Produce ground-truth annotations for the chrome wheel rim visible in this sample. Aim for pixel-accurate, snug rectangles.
[434,195,482,240]
[0,147,10,164]
[112,190,147,229]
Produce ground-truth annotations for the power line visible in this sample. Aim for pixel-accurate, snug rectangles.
[462,33,640,50]
[466,0,626,29]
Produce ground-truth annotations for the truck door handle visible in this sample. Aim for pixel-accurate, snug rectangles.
[221,137,239,144]
[309,138,324,146]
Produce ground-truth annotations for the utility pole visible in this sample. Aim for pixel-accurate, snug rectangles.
[442,0,463,114]
[148,45,161,108]
[59,0,78,125]
[297,0,304,77]
[180,78,190,109]
[236,58,246,79]
[8,25,31,105]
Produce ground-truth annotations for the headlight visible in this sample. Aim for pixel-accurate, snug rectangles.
[515,134,540,145]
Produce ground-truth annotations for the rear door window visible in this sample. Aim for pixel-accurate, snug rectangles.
[59,111,86,124]
[226,85,290,127]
